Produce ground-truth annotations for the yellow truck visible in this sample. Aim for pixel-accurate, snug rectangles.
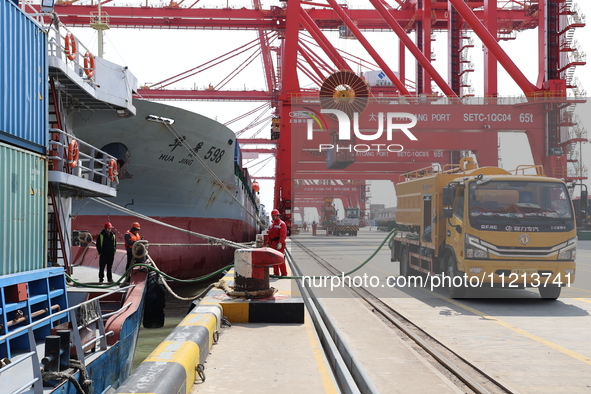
[391,158,577,300]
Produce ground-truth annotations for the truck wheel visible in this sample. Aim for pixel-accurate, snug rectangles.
[353,231,357,236]
[400,249,410,277]
[445,255,467,299]
[539,284,561,300]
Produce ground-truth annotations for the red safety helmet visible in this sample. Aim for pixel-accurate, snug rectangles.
[104,222,113,229]
[131,222,141,230]
[271,209,280,216]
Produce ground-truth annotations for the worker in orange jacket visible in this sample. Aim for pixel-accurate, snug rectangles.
[124,222,142,273]
[267,209,288,276]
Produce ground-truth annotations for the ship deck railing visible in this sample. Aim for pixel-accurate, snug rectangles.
[22,10,136,115]
[45,23,96,93]
[0,285,135,394]
[48,128,119,197]
[20,8,94,91]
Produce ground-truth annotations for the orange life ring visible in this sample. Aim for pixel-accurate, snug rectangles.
[108,159,118,182]
[65,32,77,61]
[83,51,95,78]
[67,140,79,168]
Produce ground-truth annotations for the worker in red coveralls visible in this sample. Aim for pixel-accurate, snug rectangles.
[267,209,288,276]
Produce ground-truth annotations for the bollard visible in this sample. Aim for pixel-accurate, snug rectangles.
[262,229,269,246]
[234,248,285,292]
[42,335,61,372]
[56,330,71,370]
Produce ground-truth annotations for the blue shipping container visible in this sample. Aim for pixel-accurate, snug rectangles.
[0,0,48,154]
[0,141,47,275]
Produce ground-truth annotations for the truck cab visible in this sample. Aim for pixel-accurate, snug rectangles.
[341,207,360,226]
[392,163,577,300]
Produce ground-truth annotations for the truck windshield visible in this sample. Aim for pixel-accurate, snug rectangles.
[345,209,358,218]
[468,181,573,230]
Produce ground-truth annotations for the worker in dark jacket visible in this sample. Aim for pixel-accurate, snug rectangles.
[267,209,288,276]
[96,222,117,283]
[124,222,141,273]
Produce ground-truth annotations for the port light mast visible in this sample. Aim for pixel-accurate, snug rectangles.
[89,1,109,58]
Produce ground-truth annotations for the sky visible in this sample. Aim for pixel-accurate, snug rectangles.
[61,0,591,221]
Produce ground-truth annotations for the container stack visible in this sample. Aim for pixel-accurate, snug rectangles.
[0,0,49,274]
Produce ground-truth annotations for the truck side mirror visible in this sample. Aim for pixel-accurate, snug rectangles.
[581,189,588,214]
[443,207,454,219]
[442,185,455,206]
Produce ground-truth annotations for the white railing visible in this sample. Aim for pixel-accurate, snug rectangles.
[48,128,119,187]
[19,5,98,87]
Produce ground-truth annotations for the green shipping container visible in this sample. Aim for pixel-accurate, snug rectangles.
[0,141,47,275]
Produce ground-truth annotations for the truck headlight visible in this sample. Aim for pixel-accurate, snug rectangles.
[465,234,489,259]
[557,237,577,260]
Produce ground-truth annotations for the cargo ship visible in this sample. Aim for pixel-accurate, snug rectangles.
[27,0,264,282]
[69,98,264,280]
[0,1,148,392]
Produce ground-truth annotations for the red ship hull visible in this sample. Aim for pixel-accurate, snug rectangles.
[72,215,256,280]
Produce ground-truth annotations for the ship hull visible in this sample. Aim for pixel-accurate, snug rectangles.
[56,270,147,394]
[0,268,146,393]
[73,216,252,279]
[71,99,259,280]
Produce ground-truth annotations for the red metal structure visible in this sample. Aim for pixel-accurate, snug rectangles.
[42,0,587,231]
[293,179,366,223]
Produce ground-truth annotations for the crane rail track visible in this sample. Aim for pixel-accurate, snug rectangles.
[290,237,514,394]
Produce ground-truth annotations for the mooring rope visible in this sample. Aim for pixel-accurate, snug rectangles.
[42,359,92,394]
[215,278,277,299]
[91,197,251,250]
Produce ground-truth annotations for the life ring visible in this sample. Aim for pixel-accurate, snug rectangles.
[67,140,79,168]
[83,51,95,78]
[108,159,118,182]
[65,32,77,61]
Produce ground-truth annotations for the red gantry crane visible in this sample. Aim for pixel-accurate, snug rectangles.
[294,179,366,224]
[38,0,587,232]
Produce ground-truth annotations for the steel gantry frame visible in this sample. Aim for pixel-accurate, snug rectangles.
[293,179,367,226]
[40,0,587,231]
